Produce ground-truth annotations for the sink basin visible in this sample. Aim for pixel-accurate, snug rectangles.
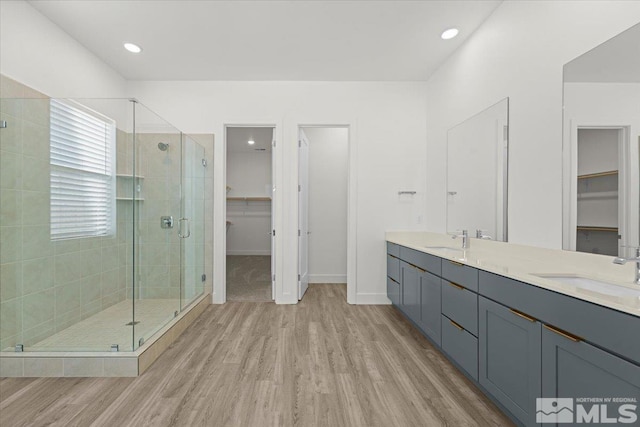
[534,274,640,298]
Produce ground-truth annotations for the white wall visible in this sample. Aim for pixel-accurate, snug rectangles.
[227,151,272,197]
[226,150,272,255]
[425,0,640,249]
[128,81,428,304]
[303,127,349,283]
[0,0,126,98]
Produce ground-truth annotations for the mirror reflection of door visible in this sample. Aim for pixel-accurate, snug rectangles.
[576,128,625,256]
[298,129,309,300]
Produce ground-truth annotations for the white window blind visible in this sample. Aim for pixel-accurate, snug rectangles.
[50,99,116,240]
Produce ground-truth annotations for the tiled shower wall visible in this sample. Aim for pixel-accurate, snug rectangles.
[0,75,129,350]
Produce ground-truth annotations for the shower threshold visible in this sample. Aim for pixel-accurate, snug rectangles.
[0,294,209,378]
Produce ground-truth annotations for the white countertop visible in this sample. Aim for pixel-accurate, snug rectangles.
[386,231,640,318]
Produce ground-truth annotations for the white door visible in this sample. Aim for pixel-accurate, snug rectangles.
[298,129,310,300]
[271,128,276,300]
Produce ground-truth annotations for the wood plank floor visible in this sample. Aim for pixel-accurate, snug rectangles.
[0,285,513,427]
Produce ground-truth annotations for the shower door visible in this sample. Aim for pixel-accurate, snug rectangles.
[132,103,182,350]
[180,135,206,309]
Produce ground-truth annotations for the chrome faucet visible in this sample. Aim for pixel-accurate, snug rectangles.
[452,229,470,249]
[475,229,493,240]
[613,248,640,285]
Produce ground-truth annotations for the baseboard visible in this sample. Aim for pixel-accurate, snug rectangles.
[226,250,271,256]
[355,293,392,305]
[309,274,347,284]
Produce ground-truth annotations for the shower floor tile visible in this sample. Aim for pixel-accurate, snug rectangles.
[30,299,181,352]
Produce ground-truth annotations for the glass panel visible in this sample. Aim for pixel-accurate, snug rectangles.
[132,102,182,350]
[1,89,206,354]
[0,94,135,352]
[181,135,206,309]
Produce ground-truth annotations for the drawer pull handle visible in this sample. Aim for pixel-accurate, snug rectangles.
[410,263,426,273]
[449,319,464,331]
[543,324,582,343]
[509,308,536,323]
[449,260,465,267]
[388,277,399,284]
[388,254,398,260]
[448,281,465,291]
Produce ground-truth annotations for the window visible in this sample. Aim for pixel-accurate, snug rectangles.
[50,99,116,240]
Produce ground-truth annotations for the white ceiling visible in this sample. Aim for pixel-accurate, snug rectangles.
[227,127,274,152]
[28,0,502,81]
[564,22,640,83]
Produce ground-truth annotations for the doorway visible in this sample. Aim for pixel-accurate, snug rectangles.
[298,126,350,300]
[225,126,275,301]
[575,127,626,257]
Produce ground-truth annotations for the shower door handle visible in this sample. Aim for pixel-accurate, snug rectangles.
[178,217,191,238]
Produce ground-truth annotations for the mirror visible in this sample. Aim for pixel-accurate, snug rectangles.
[446,98,509,241]
[562,22,640,257]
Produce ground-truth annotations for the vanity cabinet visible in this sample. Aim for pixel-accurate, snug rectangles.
[386,240,640,427]
[386,244,442,344]
[400,261,422,323]
[387,276,400,306]
[541,325,640,411]
[419,271,441,345]
[479,296,541,427]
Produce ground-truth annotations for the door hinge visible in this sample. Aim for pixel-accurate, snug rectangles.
[201,274,206,282]
[298,274,301,281]
[0,120,7,129]
[298,229,301,236]
[272,140,276,148]
[298,185,301,192]
[272,229,275,236]
[272,274,275,282]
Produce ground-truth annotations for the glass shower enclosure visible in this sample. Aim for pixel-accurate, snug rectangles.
[0,96,206,353]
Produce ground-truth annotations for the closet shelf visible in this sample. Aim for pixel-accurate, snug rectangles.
[577,191,618,200]
[576,226,618,233]
[227,197,272,202]
[577,170,618,180]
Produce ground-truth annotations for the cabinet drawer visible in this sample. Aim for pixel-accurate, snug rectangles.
[442,259,478,292]
[442,315,478,380]
[387,276,400,306]
[387,254,400,283]
[399,246,441,276]
[442,280,478,336]
[386,242,400,258]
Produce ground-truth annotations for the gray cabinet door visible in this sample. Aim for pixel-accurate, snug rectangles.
[387,277,400,306]
[419,271,441,345]
[542,326,640,426]
[479,296,541,427]
[400,261,421,323]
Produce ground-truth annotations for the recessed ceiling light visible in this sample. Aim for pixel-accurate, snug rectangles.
[247,139,255,145]
[441,28,459,40]
[124,42,142,53]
